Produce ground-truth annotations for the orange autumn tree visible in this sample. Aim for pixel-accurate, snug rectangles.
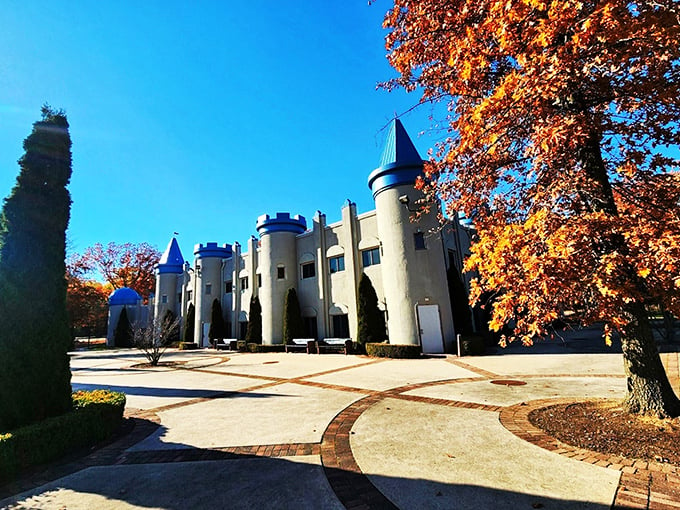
[382,0,680,417]
[74,242,161,302]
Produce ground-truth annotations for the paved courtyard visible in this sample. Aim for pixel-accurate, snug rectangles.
[0,338,679,509]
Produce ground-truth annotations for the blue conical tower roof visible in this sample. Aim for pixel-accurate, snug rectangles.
[379,118,424,169]
[156,237,184,274]
[368,118,425,198]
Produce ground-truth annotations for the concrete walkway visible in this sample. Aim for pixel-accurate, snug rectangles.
[0,340,678,509]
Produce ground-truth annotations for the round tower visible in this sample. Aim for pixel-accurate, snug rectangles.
[193,242,232,347]
[255,213,307,344]
[154,237,185,321]
[367,119,454,353]
[106,287,143,347]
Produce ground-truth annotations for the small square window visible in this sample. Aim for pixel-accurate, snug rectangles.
[225,281,233,294]
[277,266,285,279]
[161,295,168,304]
[301,261,316,279]
[414,232,426,250]
[361,247,380,267]
[329,255,345,273]
[205,283,212,295]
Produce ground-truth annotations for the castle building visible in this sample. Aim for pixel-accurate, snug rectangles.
[152,119,473,354]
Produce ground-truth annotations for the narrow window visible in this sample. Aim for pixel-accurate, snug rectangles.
[257,274,262,287]
[240,277,249,290]
[301,261,316,279]
[277,266,285,279]
[329,255,345,273]
[225,281,233,294]
[361,247,380,267]
[187,290,193,301]
[161,295,168,304]
[414,232,426,250]
[205,283,212,295]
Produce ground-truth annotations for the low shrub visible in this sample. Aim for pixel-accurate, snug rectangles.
[237,340,247,352]
[365,343,422,359]
[246,343,286,353]
[0,390,125,482]
[178,342,197,350]
[458,334,486,356]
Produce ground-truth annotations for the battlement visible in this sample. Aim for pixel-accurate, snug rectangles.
[193,242,233,259]
[255,212,307,236]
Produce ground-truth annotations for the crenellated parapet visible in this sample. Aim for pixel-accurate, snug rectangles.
[256,213,307,236]
[194,242,233,259]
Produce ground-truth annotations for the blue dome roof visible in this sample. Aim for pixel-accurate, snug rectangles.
[109,287,142,306]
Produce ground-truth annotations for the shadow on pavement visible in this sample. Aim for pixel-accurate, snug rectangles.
[1,449,613,510]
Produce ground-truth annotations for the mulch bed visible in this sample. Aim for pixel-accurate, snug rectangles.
[529,400,680,466]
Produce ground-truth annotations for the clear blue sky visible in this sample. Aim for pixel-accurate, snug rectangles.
[0,1,442,262]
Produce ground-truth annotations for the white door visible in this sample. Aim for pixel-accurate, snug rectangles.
[202,322,210,347]
[417,305,444,354]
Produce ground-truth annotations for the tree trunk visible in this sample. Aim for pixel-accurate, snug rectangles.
[621,304,680,418]
[578,132,680,417]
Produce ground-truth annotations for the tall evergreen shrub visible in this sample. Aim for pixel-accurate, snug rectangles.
[183,303,195,343]
[447,266,473,335]
[113,307,133,347]
[282,288,304,344]
[208,299,225,343]
[357,273,386,351]
[0,106,73,431]
[245,295,262,344]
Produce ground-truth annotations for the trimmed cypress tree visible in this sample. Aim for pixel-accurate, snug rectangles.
[0,106,73,431]
[447,266,473,335]
[183,303,195,343]
[282,288,304,344]
[208,299,225,344]
[114,307,134,347]
[357,273,386,350]
[245,295,262,344]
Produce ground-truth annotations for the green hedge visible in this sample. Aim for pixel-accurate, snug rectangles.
[458,334,486,356]
[246,343,286,353]
[0,390,126,482]
[178,342,197,350]
[366,343,422,359]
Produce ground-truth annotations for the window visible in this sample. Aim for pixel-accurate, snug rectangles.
[205,283,212,295]
[414,232,426,250]
[329,255,345,273]
[161,295,168,304]
[225,281,233,294]
[257,274,262,287]
[240,277,249,290]
[301,261,316,279]
[362,247,380,267]
[187,290,192,301]
[277,266,285,279]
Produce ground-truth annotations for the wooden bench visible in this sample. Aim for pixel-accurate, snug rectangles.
[285,338,317,354]
[318,338,353,355]
[215,339,238,351]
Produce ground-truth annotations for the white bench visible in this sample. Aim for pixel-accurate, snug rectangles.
[318,338,353,354]
[215,339,238,350]
[285,338,317,354]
